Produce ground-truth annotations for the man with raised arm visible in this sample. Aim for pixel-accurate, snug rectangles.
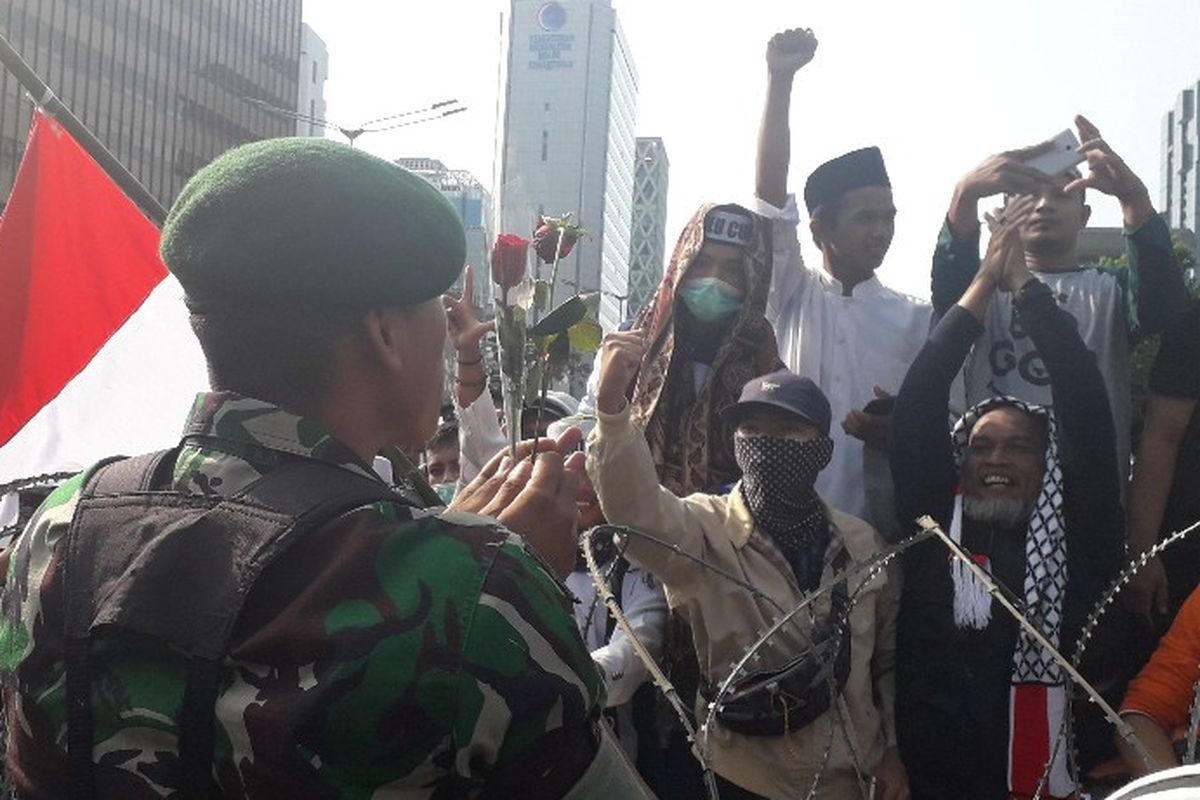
[933,116,1189,491]
[755,28,933,541]
[588,331,908,799]
[892,202,1125,799]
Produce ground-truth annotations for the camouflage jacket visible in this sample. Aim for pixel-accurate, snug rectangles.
[0,392,604,798]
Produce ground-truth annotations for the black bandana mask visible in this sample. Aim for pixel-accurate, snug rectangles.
[735,434,834,590]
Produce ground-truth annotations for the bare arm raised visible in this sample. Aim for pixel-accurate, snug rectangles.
[756,28,817,209]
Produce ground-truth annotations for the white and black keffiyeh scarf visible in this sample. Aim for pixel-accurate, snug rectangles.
[949,396,1073,798]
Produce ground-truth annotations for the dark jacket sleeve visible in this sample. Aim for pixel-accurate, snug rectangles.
[1114,215,1189,338]
[1013,281,1125,589]
[892,305,984,537]
[930,219,981,319]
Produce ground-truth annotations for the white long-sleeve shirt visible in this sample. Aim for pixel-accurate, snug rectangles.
[455,391,506,486]
[565,564,667,708]
[566,560,666,762]
[759,194,932,538]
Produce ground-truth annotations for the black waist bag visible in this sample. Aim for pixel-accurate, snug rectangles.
[702,553,853,737]
[60,448,413,800]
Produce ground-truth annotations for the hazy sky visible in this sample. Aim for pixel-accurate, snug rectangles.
[303,0,1199,300]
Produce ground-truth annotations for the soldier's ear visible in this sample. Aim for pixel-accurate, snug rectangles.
[360,307,408,374]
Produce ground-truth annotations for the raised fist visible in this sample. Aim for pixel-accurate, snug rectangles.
[595,330,649,415]
[766,28,818,76]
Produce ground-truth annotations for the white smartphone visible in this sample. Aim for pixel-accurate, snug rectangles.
[1022,128,1085,177]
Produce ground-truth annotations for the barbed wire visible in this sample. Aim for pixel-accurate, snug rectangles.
[584,512,1200,799]
[0,471,75,498]
[1030,517,1200,799]
[587,523,935,799]
[916,516,1157,792]
[582,525,721,799]
[699,538,925,799]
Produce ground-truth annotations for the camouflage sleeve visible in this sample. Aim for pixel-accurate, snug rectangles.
[0,470,88,673]
[455,536,605,797]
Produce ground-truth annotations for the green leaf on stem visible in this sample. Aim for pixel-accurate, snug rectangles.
[529,294,588,337]
[567,317,603,352]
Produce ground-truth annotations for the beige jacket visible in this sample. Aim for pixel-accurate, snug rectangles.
[587,406,898,800]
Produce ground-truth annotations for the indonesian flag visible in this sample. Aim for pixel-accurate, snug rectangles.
[0,110,207,485]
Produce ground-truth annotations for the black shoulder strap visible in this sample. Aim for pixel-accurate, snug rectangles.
[603,557,631,643]
[86,448,179,494]
[64,452,413,800]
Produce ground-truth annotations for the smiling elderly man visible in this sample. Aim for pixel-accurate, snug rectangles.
[890,203,1125,800]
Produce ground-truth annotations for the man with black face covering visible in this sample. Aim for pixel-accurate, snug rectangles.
[587,333,908,800]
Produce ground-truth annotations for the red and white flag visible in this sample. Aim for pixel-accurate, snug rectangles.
[0,110,206,484]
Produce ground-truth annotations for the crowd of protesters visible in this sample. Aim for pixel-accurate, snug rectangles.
[0,23,1196,800]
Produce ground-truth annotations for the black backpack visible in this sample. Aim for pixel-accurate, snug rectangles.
[59,448,413,800]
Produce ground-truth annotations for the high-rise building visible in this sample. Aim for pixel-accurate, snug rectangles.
[627,136,669,319]
[396,157,494,310]
[297,23,329,137]
[498,0,638,333]
[1162,79,1200,256]
[0,1,302,207]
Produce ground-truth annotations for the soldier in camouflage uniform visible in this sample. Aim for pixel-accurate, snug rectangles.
[0,139,649,798]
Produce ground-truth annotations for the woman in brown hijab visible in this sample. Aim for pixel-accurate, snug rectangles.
[624,202,781,495]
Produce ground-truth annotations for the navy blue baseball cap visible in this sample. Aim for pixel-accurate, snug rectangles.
[722,370,832,436]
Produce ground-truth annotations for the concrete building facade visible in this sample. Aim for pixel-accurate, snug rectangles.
[498,0,638,332]
[1162,79,1200,257]
[297,23,328,137]
[396,157,495,310]
[626,136,669,319]
[0,0,302,207]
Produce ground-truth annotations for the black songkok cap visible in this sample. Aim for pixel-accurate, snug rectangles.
[803,146,891,214]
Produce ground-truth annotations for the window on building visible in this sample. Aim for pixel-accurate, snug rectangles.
[312,60,318,83]
[541,130,548,162]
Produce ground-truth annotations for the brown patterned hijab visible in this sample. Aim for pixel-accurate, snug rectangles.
[628,203,779,495]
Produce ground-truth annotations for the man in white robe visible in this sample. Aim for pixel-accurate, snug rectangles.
[754,27,932,541]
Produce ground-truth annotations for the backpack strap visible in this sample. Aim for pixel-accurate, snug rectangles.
[63,451,412,800]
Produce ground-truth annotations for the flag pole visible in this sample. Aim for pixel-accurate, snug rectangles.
[0,32,168,226]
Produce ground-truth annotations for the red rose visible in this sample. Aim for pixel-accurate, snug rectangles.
[533,217,580,264]
[490,234,530,289]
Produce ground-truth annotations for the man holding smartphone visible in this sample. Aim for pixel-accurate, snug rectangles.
[932,117,1190,496]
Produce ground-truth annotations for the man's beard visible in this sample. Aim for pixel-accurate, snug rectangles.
[962,495,1032,528]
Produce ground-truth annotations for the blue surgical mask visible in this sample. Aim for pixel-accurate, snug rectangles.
[433,483,457,505]
[678,277,744,323]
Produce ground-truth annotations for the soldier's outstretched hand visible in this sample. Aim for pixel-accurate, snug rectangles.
[450,428,586,577]
[766,28,817,76]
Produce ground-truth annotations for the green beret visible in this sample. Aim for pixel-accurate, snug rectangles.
[161,137,466,307]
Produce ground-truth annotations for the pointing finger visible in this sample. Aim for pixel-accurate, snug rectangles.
[463,264,475,303]
[1074,114,1100,144]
